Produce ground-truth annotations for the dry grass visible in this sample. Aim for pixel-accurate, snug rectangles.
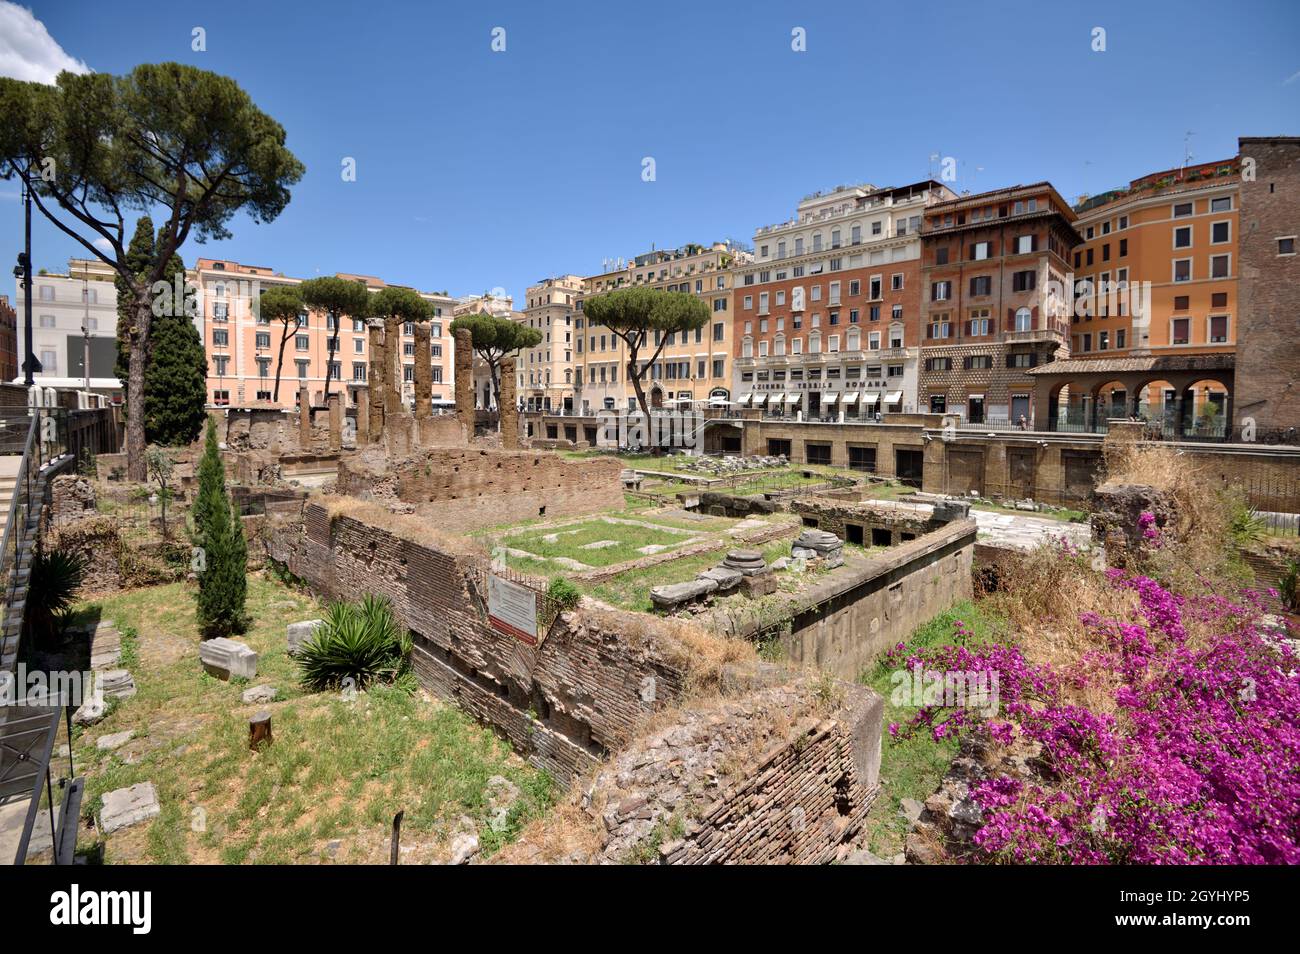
[1101,441,1250,590]
[314,494,487,560]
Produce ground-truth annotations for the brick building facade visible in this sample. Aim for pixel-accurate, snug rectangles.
[918,183,1080,426]
[1234,136,1300,432]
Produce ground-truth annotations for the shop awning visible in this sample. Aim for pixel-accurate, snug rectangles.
[737,393,752,405]
[842,391,860,404]
[752,393,768,406]
[862,392,880,405]
[823,392,839,405]
[785,393,800,404]
[885,390,904,404]
[769,393,785,405]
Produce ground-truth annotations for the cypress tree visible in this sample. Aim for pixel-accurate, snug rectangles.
[143,275,208,445]
[193,418,247,638]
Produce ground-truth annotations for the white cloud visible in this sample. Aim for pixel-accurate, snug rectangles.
[0,2,90,83]
[1284,69,1300,86]
[93,237,113,253]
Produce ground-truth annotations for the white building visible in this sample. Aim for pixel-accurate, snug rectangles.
[13,258,122,399]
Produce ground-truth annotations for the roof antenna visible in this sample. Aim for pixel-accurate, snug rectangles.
[1182,131,1195,174]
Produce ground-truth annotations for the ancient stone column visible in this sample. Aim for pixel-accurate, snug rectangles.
[500,356,519,450]
[327,392,342,451]
[297,387,312,450]
[354,383,370,444]
[413,322,432,420]
[454,327,474,425]
[385,318,404,420]
[368,323,386,435]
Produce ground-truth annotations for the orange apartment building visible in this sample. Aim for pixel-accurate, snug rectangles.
[1031,158,1241,432]
[190,259,455,410]
[917,183,1080,426]
[732,181,953,421]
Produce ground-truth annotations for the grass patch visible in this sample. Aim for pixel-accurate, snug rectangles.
[501,518,695,569]
[857,600,1007,859]
[70,574,554,864]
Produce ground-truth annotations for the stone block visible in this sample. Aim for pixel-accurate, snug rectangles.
[199,637,258,681]
[242,685,279,704]
[99,669,136,700]
[100,782,160,834]
[741,571,778,598]
[286,619,323,656]
[697,566,743,591]
[650,578,718,611]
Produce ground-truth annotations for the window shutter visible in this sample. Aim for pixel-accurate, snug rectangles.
[1006,354,1015,368]
[969,244,976,260]
[1007,308,1015,328]
[963,320,972,337]
[990,315,997,334]
[1031,306,1039,330]
[1028,353,1038,368]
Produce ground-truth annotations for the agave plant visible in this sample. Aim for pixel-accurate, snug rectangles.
[25,549,86,649]
[297,594,412,692]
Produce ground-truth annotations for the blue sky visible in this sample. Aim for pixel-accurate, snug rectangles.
[2,0,1297,301]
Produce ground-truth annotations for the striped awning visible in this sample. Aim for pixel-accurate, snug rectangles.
[785,393,800,404]
[737,393,753,405]
[842,391,860,404]
[823,392,839,405]
[885,390,903,404]
[862,392,880,405]
[752,393,768,406]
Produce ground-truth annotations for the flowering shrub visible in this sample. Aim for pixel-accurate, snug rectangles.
[891,572,1300,864]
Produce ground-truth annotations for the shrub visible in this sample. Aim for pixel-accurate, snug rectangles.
[25,549,85,648]
[192,418,247,638]
[1281,560,1299,612]
[546,576,581,610]
[297,594,412,692]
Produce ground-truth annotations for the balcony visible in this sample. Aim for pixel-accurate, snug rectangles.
[1003,326,1068,345]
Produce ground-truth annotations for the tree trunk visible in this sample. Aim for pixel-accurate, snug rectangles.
[272,321,292,402]
[627,349,651,423]
[323,311,340,401]
[125,292,152,481]
[489,357,502,430]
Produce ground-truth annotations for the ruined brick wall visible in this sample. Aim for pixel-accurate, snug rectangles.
[49,473,96,526]
[223,408,295,453]
[1236,138,1300,431]
[792,495,938,543]
[335,447,624,532]
[266,500,706,784]
[500,679,884,864]
[706,519,977,680]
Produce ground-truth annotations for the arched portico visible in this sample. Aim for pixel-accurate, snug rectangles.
[1029,354,1234,437]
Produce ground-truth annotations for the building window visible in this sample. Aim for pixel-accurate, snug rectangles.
[1173,202,1193,218]
[39,314,55,329]
[931,281,951,302]
[1012,270,1036,292]
[1172,318,1190,345]
[1174,226,1192,249]
[213,329,229,347]
[1209,315,1229,343]
[212,389,230,406]
[1210,254,1230,279]
[213,355,229,375]
[256,332,271,349]
[1173,259,1192,283]
[1015,307,1032,332]
[40,349,57,373]
[257,357,271,378]
[1210,196,1232,212]
[296,334,310,350]
[1278,236,1296,256]
[1211,221,1230,244]
[970,276,991,297]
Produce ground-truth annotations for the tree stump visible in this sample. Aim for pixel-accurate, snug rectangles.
[249,710,273,750]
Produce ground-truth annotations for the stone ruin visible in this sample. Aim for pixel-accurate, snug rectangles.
[1090,482,1175,567]
[264,497,887,864]
[650,547,781,612]
[791,528,844,568]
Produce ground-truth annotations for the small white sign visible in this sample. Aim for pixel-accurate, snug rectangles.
[488,574,538,645]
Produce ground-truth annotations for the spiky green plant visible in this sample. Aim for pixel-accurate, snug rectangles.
[297,594,412,692]
[25,550,85,648]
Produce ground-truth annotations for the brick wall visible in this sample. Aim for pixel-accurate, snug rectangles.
[500,679,884,864]
[335,446,624,532]
[1235,138,1300,431]
[268,500,719,784]
[703,519,976,679]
